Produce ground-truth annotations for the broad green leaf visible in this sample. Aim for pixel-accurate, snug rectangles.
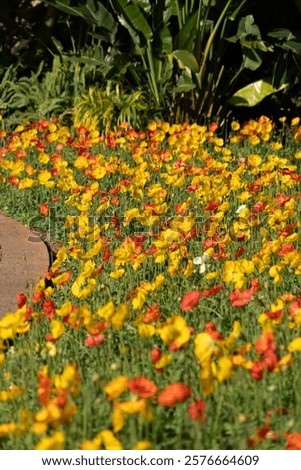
[240,40,268,71]
[229,77,288,107]
[45,0,117,33]
[164,0,178,21]
[134,0,152,14]
[283,41,301,56]
[242,46,262,71]
[175,72,196,93]
[172,50,199,73]
[44,0,86,17]
[159,23,173,55]
[267,28,296,40]
[237,15,261,39]
[174,12,197,51]
[272,56,288,89]
[110,0,153,41]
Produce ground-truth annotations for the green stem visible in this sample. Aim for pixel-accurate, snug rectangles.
[175,0,183,29]
[197,0,233,86]
[146,40,161,107]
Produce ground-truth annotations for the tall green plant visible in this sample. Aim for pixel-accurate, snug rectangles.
[44,0,256,122]
[0,56,91,127]
[74,84,149,131]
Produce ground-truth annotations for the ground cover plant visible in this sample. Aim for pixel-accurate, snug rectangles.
[0,115,301,449]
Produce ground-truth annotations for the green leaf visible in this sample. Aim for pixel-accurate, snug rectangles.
[110,0,153,41]
[159,23,173,55]
[174,12,197,51]
[238,15,261,39]
[172,50,199,73]
[175,72,196,93]
[164,0,178,21]
[45,0,117,34]
[267,28,296,40]
[283,41,301,56]
[242,45,262,71]
[229,77,288,107]
[214,0,247,21]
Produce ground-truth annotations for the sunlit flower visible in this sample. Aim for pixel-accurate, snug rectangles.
[157,382,191,407]
[193,253,210,273]
[188,399,206,423]
[181,291,201,311]
[127,376,158,398]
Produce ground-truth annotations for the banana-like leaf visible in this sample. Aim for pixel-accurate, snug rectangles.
[174,12,197,51]
[110,0,153,41]
[159,23,173,55]
[175,71,196,93]
[283,41,301,56]
[172,50,199,73]
[45,0,116,33]
[229,77,288,107]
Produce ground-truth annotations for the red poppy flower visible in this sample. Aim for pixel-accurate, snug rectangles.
[157,382,191,407]
[250,360,266,380]
[17,292,27,308]
[252,201,266,213]
[102,247,111,262]
[181,291,201,311]
[25,306,33,322]
[43,299,55,320]
[204,200,219,212]
[127,376,158,398]
[143,303,161,323]
[255,332,276,355]
[250,278,260,292]
[229,289,253,307]
[278,244,294,257]
[37,370,51,406]
[276,193,291,207]
[188,399,207,423]
[285,433,301,450]
[205,322,224,340]
[200,284,224,298]
[32,290,45,304]
[235,246,245,258]
[209,122,218,132]
[289,300,301,317]
[40,203,49,216]
[84,334,104,347]
[150,348,161,363]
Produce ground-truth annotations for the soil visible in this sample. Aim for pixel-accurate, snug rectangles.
[0,213,49,317]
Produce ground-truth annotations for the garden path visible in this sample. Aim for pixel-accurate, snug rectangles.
[0,213,49,317]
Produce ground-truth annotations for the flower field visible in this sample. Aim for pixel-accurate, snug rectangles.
[0,115,301,450]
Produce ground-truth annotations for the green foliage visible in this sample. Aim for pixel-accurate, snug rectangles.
[74,84,149,131]
[229,78,288,107]
[1,0,301,126]
[0,56,92,127]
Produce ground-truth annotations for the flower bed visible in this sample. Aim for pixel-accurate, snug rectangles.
[0,116,301,449]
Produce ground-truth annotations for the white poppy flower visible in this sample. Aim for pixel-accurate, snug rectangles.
[236,204,247,215]
[193,253,210,273]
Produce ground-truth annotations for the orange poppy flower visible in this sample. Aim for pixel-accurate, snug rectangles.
[84,334,104,347]
[40,203,49,216]
[127,376,158,398]
[285,432,301,450]
[229,289,253,307]
[188,399,207,423]
[181,291,201,311]
[157,382,191,407]
[17,293,27,308]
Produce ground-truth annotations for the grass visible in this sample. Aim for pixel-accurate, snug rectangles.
[0,116,301,449]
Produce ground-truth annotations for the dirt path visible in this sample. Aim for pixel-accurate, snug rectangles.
[0,214,49,317]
